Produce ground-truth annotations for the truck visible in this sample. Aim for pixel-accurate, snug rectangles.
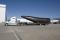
[5,17,17,26]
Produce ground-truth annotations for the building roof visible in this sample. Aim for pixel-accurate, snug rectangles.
[53,18,60,20]
[0,4,6,8]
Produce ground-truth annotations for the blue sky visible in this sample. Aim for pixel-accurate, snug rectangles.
[0,0,60,18]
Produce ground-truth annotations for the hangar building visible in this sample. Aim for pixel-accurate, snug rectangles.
[0,4,6,23]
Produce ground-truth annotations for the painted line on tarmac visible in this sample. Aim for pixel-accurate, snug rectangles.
[13,31,20,40]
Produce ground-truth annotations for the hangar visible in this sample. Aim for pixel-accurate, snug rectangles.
[0,4,6,23]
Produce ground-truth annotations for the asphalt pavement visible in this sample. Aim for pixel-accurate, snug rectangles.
[0,23,60,40]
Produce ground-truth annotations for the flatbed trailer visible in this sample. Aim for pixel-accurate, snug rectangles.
[21,16,50,25]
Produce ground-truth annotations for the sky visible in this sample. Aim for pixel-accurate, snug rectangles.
[0,0,60,18]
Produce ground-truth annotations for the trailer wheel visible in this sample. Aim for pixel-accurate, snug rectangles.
[41,24,46,25]
[5,23,8,26]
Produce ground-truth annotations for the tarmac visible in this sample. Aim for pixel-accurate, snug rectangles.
[0,23,60,40]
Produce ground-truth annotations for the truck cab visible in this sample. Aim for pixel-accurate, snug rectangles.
[5,17,17,26]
